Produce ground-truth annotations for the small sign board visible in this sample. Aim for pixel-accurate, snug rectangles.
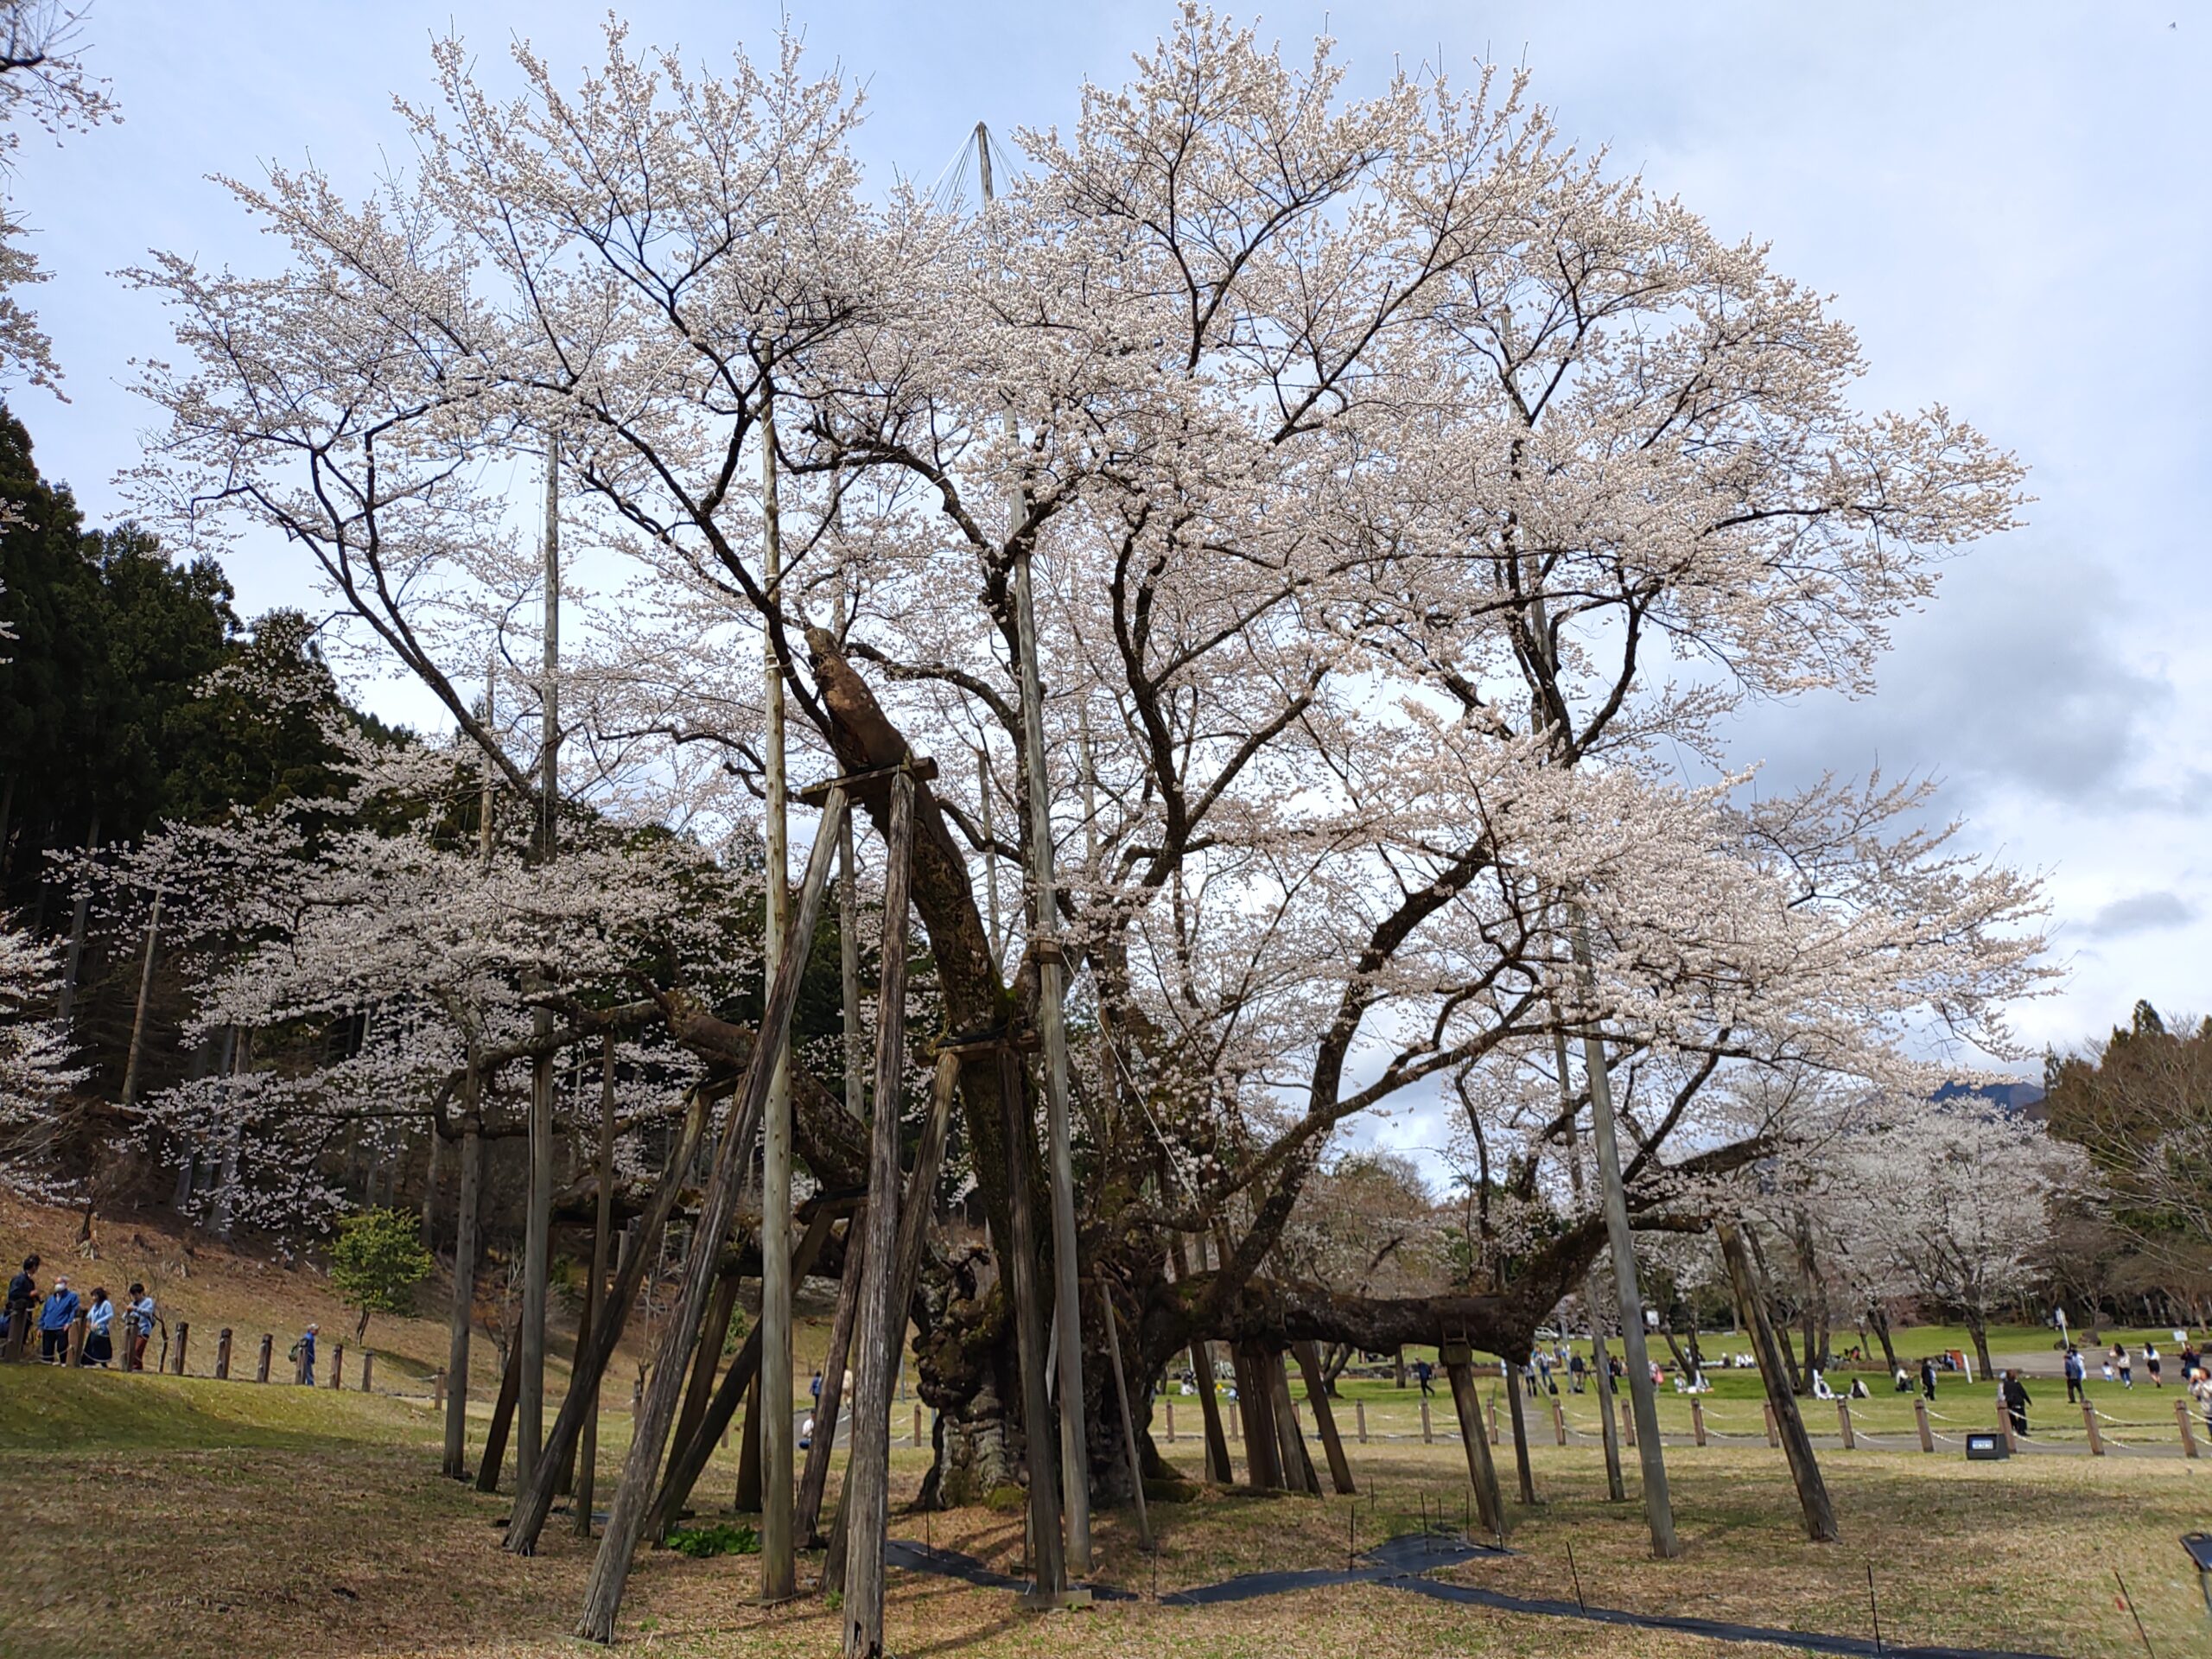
[1964,1432,2009,1461]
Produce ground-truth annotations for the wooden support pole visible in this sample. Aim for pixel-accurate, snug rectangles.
[476,1343,522,1492]
[1291,1340,1357,1496]
[994,1040,1075,1606]
[435,1370,447,1411]
[798,1217,867,1548]
[215,1328,232,1381]
[576,788,849,1644]
[1619,1393,1636,1448]
[575,1040,620,1535]
[1164,1401,1175,1441]
[67,1313,85,1368]
[1234,1344,1283,1490]
[257,1334,273,1384]
[360,1351,374,1395]
[1915,1397,1933,1452]
[1421,1398,1433,1444]
[1503,1369,1536,1506]
[669,1271,746,1503]
[1717,1218,1835,1543]
[2177,1398,2199,1459]
[1175,1236,1233,1486]
[1488,1393,1500,1446]
[1356,1401,1368,1444]
[1554,1400,1567,1446]
[2083,1403,2103,1455]
[1836,1401,1854,1451]
[1443,1357,1505,1541]
[1690,1399,1706,1446]
[171,1321,188,1376]
[1996,1395,2015,1453]
[733,1374,766,1513]
[842,766,917,1656]
[331,1344,344,1390]
[1268,1351,1321,1497]
[1098,1281,1153,1553]
[443,1116,481,1481]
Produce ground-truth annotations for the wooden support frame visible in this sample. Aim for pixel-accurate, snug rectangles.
[1442,1347,1505,1542]
[1291,1341,1357,1496]
[996,1042,1076,1605]
[576,787,849,1643]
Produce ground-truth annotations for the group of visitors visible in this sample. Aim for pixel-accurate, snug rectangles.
[3,1255,162,1368]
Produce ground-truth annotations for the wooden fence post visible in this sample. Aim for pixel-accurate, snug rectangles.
[172,1321,189,1376]
[1763,1402,1780,1447]
[360,1351,374,1395]
[1836,1401,1854,1451]
[912,1402,923,1446]
[2082,1402,2102,1455]
[256,1334,273,1383]
[1691,1399,1707,1446]
[1619,1394,1636,1448]
[1914,1397,1933,1452]
[215,1329,232,1380]
[1165,1400,1176,1442]
[1553,1400,1567,1446]
[1420,1399,1433,1443]
[1356,1401,1368,1444]
[1487,1395,1500,1446]
[434,1369,447,1410]
[2177,1398,2200,1459]
[67,1312,86,1368]
[1996,1396,2016,1452]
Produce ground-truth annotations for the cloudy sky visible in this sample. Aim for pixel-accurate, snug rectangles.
[7,0,2207,1071]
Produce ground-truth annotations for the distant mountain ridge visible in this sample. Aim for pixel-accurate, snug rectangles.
[1933,1078,2047,1116]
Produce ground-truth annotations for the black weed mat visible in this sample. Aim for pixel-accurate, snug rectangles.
[884,1529,2063,1657]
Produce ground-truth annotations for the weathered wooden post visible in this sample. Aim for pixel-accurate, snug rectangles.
[1836,1401,1854,1450]
[1619,1393,1636,1448]
[434,1369,447,1411]
[67,1312,86,1368]
[1165,1401,1176,1442]
[215,1329,232,1380]
[1553,1400,1567,1446]
[1914,1396,1933,1452]
[2082,1402,2102,1455]
[172,1320,189,1376]
[1763,1402,1779,1447]
[1421,1398,1433,1443]
[332,1343,345,1390]
[1291,1341,1356,1497]
[1487,1394,1500,1446]
[1996,1396,2015,1452]
[1716,1217,1834,1543]
[257,1334,273,1383]
[1356,1401,1368,1444]
[360,1351,375,1395]
[1691,1399,1706,1446]
[575,786,850,1644]
[1440,1342,1505,1541]
[2177,1398,2200,1459]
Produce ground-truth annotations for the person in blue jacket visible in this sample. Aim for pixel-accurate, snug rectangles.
[38,1275,80,1363]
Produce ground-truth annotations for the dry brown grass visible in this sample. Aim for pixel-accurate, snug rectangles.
[5,1361,2210,1659]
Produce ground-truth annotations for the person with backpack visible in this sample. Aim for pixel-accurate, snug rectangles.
[37,1276,79,1363]
[2001,1370,2032,1440]
[2063,1345,2086,1404]
[292,1323,318,1385]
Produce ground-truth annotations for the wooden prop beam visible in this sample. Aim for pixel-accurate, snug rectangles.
[798,1215,866,1548]
[1291,1340,1357,1496]
[1716,1217,1837,1542]
[1100,1281,1154,1551]
[1443,1352,1506,1541]
[842,769,913,1659]
[825,1049,958,1593]
[475,1342,522,1494]
[996,1041,1074,1604]
[648,1205,839,1541]
[1504,1368,1536,1505]
[505,1086,716,1552]
[1268,1351,1321,1496]
[575,787,849,1643]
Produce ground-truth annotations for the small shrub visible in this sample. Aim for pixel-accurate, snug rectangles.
[664,1521,760,1559]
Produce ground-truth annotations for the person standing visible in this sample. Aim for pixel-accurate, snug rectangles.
[2063,1345,2086,1404]
[296,1323,318,1386]
[2145,1344,2164,1387]
[1568,1351,1586,1394]
[79,1288,115,1368]
[125,1284,156,1372]
[3,1254,37,1351]
[1413,1357,1433,1396]
[1920,1356,1937,1400]
[2001,1370,2031,1439]
[2114,1344,2133,1388]
[37,1276,79,1363]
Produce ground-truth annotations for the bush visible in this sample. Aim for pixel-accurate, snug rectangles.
[664,1521,760,1559]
